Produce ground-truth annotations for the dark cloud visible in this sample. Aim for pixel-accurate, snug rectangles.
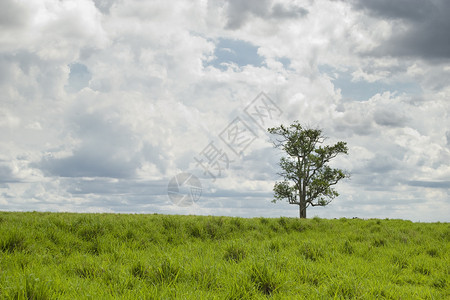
[352,0,434,20]
[225,0,308,29]
[407,180,450,189]
[66,178,167,196]
[225,0,270,29]
[38,148,139,178]
[351,0,450,60]
[366,153,401,174]
[0,164,18,183]
[446,131,450,146]
[271,3,308,19]
[333,112,375,137]
[373,109,407,127]
[37,111,143,179]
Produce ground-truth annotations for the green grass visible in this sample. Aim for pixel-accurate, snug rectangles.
[0,212,448,299]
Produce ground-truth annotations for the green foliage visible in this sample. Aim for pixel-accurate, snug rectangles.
[0,211,448,299]
[268,121,349,217]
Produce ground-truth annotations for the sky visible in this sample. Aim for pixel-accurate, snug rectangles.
[1,0,449,222]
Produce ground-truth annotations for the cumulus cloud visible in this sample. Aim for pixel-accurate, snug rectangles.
[224,0,308,29]
[0,164,16,183]
[0,0,448,221]
[0,0,29,29]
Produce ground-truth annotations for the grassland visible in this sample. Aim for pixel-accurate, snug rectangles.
[0,212,448,299]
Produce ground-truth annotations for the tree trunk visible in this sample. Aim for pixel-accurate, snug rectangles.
[299,201,306,218]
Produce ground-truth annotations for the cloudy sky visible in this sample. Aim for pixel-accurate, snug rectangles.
[1,0,449,221]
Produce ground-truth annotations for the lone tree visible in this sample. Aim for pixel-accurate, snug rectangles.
[268,121,349,218]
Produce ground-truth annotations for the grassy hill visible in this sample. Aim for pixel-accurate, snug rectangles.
[0,212,448,299]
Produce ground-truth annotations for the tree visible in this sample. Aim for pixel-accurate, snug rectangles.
[268,121,349,218]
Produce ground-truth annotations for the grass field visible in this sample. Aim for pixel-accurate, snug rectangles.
[0,212,448,299]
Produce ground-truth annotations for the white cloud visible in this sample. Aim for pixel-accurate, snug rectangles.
[0,0,448,221]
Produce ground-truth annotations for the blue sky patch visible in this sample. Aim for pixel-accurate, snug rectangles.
[319,65,422,101]
[208,38,265,70]
[277,57,291,69]
[65,63,91,93]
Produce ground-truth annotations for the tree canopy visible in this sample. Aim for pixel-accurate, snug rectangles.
[268,121,349,218]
